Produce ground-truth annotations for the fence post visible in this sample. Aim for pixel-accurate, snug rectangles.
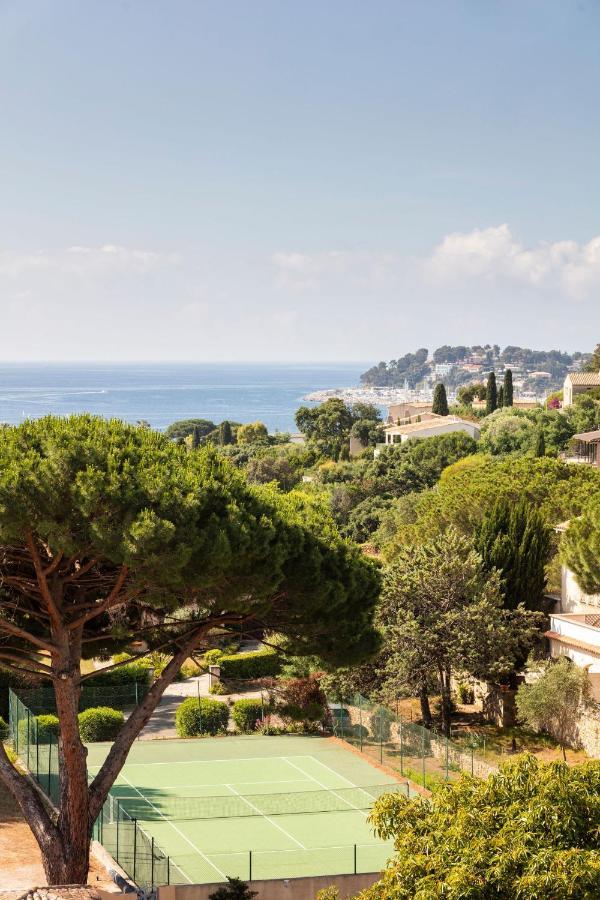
[135,681,139,706]
[116,812,120,863]
[36,724,40,781]
[26,708,31,770]
[399,717,404,776]
[471,746,474,776]
[167,856,170,886]
[445,734,449,781]
[151,836,155,889]
[421,727,426,788]
[353,843,357,875]
[380,724,383,764]
[47,739,52,794]
[133,819,137,883]
[249,849,252,882]
[359,695,363,751]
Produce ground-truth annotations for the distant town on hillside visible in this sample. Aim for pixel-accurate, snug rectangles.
[360,346,591,394]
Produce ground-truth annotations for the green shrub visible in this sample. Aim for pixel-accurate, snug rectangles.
[232,699,265,732]
[36,714,60,742]
[0,715,8,741]
[456,683,475,704]
[209,680,228,695]
[85,660,151,686]
[219,649,281,680]
[78,707,124,742]
[205,649,224,666]
[175,697,229,737]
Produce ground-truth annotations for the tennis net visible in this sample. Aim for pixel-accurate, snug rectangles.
[108,782,408,822]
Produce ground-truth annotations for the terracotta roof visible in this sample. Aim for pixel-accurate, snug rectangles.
[384,416,480,435]
[565,372,600,385]
[573,430,600,442]
[545,630,600,657]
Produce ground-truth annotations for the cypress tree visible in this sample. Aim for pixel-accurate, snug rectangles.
[220,420,233,446]
[476,498,552,611]
[485,372,498,414]
[432,383,449,416]
[503,369,514,406]
[497,385,504,408]
[190,425,201,449]
[534,428,546,457]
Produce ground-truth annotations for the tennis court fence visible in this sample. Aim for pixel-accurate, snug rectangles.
[328,693,497,788]
[7,688,406,891]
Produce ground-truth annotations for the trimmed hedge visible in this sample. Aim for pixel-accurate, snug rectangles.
[0,715,8,741]
[176,697,229,737]
[232,699,265,733]
[36,714,60,742]
[219,649,281,680]
[85,660,151,686]
[78,707,124,742]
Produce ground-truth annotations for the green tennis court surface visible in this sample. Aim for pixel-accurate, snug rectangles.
[88,735,412,884]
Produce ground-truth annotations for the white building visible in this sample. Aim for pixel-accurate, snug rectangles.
[563,372,600,407]
[547,523,600,700]
[375,415,480,456]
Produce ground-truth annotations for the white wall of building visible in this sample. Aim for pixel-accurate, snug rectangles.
[560,566,600,613]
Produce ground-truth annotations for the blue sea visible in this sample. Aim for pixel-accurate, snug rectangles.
[0,362,368,433]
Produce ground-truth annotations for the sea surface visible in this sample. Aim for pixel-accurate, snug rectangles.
[0,362,368,433]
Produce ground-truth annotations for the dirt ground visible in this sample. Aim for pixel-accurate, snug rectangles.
[0,782,117,892]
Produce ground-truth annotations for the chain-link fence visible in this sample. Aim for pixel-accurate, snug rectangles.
[8,688,170,891]
[328,694,496,789]
[17,682,147,715]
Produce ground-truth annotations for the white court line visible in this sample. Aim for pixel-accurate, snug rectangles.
[119,772,227,882]
[225,783,306,849]
[107,778,309,791]
[91,754,326,768]
[284,758,367,818]
[306,755,397,805]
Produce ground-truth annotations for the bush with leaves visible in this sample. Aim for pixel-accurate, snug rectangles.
[232,699,266,732]
[562,493,600,595]
[176,697,229,737]
[77,707,124,742]
[219,649,281,680]
[275,676,328,729]
[360,755,600,899]
[516,657,590,760]
[209,877,257,900]
[85,660,151,687]
[36,714,60,742]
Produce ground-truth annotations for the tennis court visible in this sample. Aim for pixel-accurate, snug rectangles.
[88,734,412,885]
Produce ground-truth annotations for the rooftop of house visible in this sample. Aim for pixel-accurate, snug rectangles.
[565,372,600,385]
[573,430,600,442]
[388,401,433,410]
[384,416,479,435]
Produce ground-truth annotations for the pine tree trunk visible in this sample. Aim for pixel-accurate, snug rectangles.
[438,667,452,738]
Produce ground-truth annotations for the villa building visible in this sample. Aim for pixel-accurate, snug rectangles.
[375,415,480,456]
[562,372,600,407]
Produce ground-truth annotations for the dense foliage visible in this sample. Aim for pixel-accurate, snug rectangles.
[562,493,600,595]
[476,499,552,611]
[379,528,542,734]
[295,399,382,458]
[231,699,265,732]
[77,707,124,742]
[361,755,600,899]
[175,697,229,736]
[219,649,282,680]
[516,658,590,760]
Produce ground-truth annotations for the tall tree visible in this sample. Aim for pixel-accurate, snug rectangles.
[503,368,514,406]
[582,342,600,372]
[497,385,504,408]
[190,424,201,449]
[475,499,552,611]
[432,383,449,416]
[516,658,590,761]
[0,416,380,884]
[363,755,600,898]
[486,372,498,414]
[534,428,546,457]
[561,494,600,594]
[220,420,234,446]
[379,528,541,735]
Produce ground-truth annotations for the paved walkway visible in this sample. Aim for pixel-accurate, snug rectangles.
[139,673,263,739]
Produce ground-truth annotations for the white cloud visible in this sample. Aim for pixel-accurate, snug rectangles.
[426,224,600,297]
[0,245,180,278]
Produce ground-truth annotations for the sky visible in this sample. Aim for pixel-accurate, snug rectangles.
[0,0,599,362]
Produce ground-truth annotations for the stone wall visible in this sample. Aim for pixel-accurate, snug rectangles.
[158,871,381,900]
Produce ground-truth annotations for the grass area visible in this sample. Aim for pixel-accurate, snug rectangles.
[450,722,588,766]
